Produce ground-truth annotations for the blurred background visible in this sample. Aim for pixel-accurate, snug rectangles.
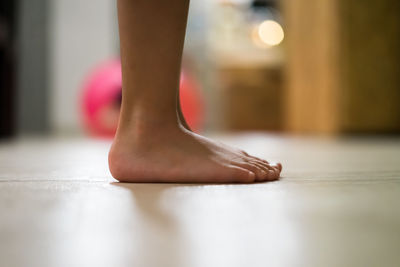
[1,0,399,139]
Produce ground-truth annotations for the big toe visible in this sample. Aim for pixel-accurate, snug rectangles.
[273,162,282,172]
[269,163,282,179]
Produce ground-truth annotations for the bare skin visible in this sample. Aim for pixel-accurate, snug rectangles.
[108,0,282,183]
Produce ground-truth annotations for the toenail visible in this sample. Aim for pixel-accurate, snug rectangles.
[270,163,280,171]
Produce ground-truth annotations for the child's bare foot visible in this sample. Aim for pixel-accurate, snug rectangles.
[109,122,282,183]
[112,0,282,183]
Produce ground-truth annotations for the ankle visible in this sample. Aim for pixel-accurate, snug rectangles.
[117,107,179,133]
[114,115,186,148]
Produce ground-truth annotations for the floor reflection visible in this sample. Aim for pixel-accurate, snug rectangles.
[111,183,189,267]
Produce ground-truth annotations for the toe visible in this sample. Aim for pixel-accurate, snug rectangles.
[250,161,270,181]
[276,162,282,172]
[251,155,269,164]
[268,165,281,180]
[248,157,273,173]
[267,170,277,180]
[226,165,256,183]
[252,158,270,171]
[235,162,267,181]
[270,162,282,173]
[272,170,281,180]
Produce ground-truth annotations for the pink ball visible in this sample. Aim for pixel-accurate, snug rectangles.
[81,59,122,137]
[180,70,205,132]
[81,59,205,137]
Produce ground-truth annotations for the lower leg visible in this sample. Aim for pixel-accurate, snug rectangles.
[109,0,281,183]
[116,0,187,132]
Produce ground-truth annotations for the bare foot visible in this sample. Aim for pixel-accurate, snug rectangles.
[109,123,282,183]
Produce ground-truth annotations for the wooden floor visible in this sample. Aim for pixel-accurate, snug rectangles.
[0,133,399,267]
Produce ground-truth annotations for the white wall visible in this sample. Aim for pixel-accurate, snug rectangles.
[48,0,118,134]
